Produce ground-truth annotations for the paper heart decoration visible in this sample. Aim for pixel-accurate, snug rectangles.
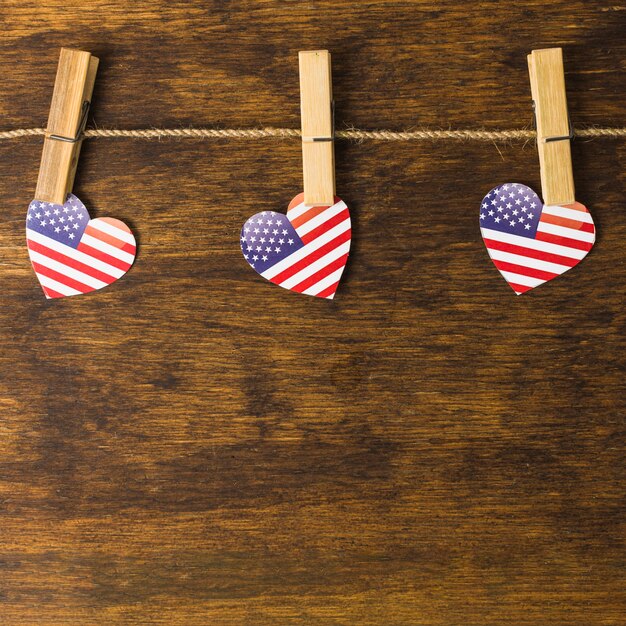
[479,183,595,294]
[240,193,351,299]
[26,193,136,299]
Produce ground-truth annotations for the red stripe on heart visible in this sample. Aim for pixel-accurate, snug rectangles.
[30,261,95,294]
[492,259,558,282]
[534,231,594,252]
[27,239,118,284]
[482,238,579,267]
[76,241,133,271]
[291,254,350,294]
[269,229,351,285]
[300,208,351,244]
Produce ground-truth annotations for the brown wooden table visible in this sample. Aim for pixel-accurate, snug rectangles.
[0,1,624,624]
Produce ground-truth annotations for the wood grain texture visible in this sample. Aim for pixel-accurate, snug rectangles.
[0,1,625,624]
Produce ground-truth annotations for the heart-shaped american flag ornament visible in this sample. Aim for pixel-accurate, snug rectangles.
[479,183,595,294]
[26,193,136,299]
[240,193,351,299]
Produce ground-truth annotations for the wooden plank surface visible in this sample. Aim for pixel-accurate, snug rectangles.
[0,1,625,624]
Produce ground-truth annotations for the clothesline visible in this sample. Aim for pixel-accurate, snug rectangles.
[0,126,625,142]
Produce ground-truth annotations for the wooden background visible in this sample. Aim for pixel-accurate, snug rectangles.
[0,1,624,624]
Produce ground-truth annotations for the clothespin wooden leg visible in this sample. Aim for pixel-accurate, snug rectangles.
[527,48,575,206]
[299,50,335,207]
[35,48,99,205]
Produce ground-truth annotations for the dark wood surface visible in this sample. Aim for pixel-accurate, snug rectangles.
[0,1,625,624]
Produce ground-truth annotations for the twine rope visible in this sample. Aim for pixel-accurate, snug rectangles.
[0,126,625,142]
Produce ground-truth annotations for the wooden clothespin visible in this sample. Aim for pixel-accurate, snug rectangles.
[527,47,575,205]
[299,50,335,206]
[34,48,99,205]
